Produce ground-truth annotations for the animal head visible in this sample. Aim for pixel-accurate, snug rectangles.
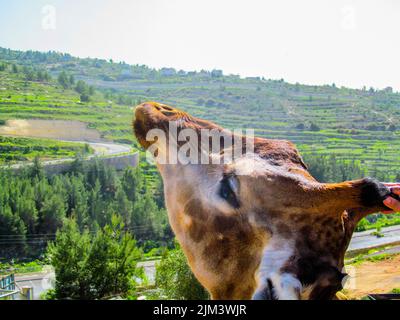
[134,101,392,300]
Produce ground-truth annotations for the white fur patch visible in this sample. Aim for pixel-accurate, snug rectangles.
[270,273,302,300]
[257,238,302,300]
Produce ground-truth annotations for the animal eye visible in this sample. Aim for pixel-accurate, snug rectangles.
[219,176,240,208]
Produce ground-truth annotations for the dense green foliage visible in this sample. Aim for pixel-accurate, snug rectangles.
[152,243,209,300]
[0,159,171,261]
[57,70,95,102]
[47,215,142,299]
[0,259,44,274]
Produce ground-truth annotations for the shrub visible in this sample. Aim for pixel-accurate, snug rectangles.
[310,122,321,131]
[80,94,90,102]
[40,289,57,300]
[153,243,209,300]
[205,99,215,107]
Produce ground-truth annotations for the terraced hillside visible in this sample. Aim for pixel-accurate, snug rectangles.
[0,135,92,164]
[1,47,400,178]
[0,61,135,145]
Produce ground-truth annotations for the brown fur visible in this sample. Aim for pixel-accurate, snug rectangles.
[133,101,391,300]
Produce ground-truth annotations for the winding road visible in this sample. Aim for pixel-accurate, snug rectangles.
[83,141,133,156]
[0,119,134,167]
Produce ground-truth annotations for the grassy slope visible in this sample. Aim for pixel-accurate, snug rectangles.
[0,135,92,164]
[0,69,134,145]
[1,47,400,179]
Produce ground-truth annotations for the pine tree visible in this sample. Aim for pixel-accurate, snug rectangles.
[29,156,45,179]
[47,215,142,299]
[121,167,143,202]
[69,176,89,230]
[114,188,132,228]
[39,194,65,234]
[57,71,70,89]
[88,179,103,224]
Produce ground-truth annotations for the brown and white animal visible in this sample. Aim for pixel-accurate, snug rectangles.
[134,101,393,300]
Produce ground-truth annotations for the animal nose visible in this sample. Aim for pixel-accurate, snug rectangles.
[137,101,178,118]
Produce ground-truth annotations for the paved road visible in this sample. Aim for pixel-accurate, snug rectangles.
[83,141,132,156]
[348,225,400,253]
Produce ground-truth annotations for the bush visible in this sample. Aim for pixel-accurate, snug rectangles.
[205,99,215,107]
[40,289,57,300]
[80,94,90,102]
[143,247,166,259]
[0,260,43,274]
[47,215,143,299]
[153,243,209,300]
[310,122,321,131]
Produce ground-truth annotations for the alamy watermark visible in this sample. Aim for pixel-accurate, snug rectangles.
[144,121,255,165]
[41,5,57,30]
[341,5,357,31]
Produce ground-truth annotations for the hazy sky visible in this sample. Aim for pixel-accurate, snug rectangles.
[0,0,399,90]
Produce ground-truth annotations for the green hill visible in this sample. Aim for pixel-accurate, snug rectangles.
[1,47,400,178]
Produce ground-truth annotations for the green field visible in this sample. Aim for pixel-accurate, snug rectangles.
[0,135,92,164]
[0,64,135,146]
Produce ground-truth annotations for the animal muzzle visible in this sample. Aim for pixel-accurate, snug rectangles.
[252,279,277,300]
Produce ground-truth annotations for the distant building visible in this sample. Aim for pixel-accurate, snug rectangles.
[245,76,261,81]
[211,69,223,77]
[120,69,133,76]
[177,70,187,76]
[383,86,393,93]
[198,70,211,77]
[160,68,176,77]
[227,74,240,80]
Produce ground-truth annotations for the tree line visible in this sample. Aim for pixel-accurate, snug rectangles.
[0,62,51,82]
[0,158,171,261]
[57,71,95,102]
[1,153,399,262]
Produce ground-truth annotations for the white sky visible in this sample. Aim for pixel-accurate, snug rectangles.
[1,0,400,90]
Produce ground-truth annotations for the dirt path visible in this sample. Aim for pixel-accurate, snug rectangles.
[345,255,400,299]
[0,119,103,141]
[0,119,133,159]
